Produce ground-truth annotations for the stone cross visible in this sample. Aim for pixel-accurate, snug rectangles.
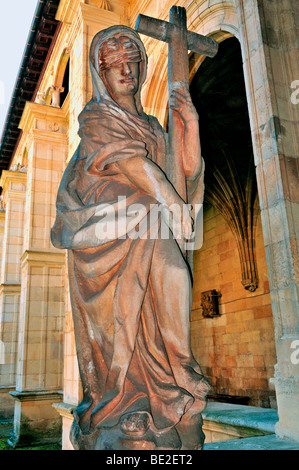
[135,6,218,200]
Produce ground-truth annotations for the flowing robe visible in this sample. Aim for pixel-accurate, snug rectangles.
[51,97,209,446]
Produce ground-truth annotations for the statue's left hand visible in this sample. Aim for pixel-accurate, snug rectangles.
[169,88,198,124]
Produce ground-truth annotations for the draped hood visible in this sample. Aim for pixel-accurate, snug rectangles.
[88,25,148,114]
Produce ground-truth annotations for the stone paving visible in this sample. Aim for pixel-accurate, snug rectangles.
[202,402,299,450]
[204,434,299,450]
[202,401,279,434]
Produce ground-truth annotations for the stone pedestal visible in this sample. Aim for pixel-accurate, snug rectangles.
[52,402,76,450]
[8,390,63,447]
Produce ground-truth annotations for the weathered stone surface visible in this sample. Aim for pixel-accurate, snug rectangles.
[51,13,213,450]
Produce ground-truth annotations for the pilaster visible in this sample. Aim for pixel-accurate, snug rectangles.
[235,0,299,442]
[8,102,68,447]
[52,272,82,451]
[0,171,26,420]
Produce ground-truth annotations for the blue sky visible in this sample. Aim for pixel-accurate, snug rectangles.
[0,0,39,139]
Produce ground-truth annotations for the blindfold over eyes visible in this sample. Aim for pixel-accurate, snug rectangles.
[98,35,142,72]
[99,50,142,71]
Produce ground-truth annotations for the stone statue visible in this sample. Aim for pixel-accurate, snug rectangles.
[35,91,46,105]
[51,16,212,451]
[50,85,64,108]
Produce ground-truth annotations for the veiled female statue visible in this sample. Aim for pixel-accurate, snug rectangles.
[51,25,210,450]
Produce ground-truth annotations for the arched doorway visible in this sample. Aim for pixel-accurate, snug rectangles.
[191,37,259,293]
[190,37,277,408]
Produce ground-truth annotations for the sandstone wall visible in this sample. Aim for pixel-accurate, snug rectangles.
[191,204,277,408]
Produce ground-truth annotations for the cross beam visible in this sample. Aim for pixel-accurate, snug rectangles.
[135,6,218,202]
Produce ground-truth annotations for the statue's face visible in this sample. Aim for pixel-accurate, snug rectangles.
[99,34,141,99]
[103,61,140,98]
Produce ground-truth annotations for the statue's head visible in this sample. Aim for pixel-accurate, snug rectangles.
[89,26,147,114]
[98,34,142,100]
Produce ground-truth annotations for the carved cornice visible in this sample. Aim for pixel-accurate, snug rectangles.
[79,3,123,27]
[0,170,27,193]
[57,0,120,27]
[52,401,75,419]
[10,389,63,403]
[20,250,66,267]
[19,100,69,135]
[0,283,21,296]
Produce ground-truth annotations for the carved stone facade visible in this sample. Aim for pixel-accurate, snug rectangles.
[0,0,298,448]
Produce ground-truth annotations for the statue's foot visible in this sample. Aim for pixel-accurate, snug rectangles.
[120,411,150,436]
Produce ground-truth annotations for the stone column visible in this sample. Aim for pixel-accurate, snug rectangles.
[236,0,299,441]
[8,102,68,447]
[0,171,26,422]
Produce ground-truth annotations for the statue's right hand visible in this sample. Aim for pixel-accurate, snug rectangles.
[181,205,194,240]
[166,202,193,240]
[169,88,198,124]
